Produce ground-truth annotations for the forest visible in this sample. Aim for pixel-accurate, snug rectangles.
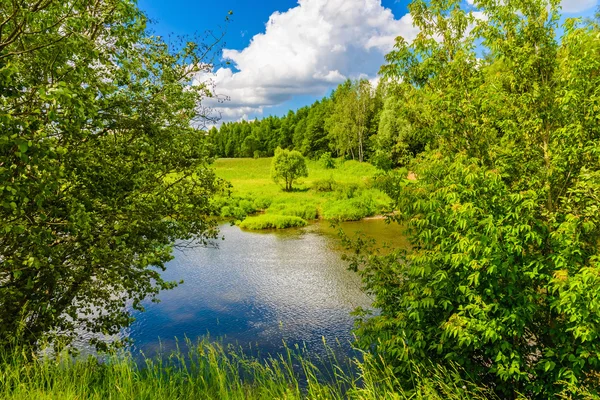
[2,0,600,399]
[207,78,415,170]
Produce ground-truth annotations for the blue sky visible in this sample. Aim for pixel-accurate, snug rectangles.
[137,0,598,124]
[138,1,412,49]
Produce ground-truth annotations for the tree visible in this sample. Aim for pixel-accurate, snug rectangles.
[326,79,375,162]
[352,0,600,396]
[270,147,308,191]
[0,0,224,349]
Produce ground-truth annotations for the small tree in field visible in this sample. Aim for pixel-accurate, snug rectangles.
[271,147,308,191]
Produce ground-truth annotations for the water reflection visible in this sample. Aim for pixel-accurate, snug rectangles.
[127,219,406,358]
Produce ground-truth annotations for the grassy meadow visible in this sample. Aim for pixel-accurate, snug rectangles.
[212,158,393,229]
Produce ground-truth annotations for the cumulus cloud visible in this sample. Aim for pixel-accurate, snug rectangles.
[199,0,419,124]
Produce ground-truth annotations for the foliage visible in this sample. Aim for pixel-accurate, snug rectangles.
[212,158,390,226]
[267,202,319,220]
[207,83,385,163]
[270,147,309,191]
[238,215,308,230]
[321,194,377,222]
[353,0,600,397]
[211,196,258,220]
[0,1,223,349]
[371,92,434,169]
[0,339,507,400]
[320,152,336,169]
[312,177,339,192]
[325,79,379,162]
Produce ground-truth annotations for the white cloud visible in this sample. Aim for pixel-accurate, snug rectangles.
[560,0,598,13]
[199,0,418,124]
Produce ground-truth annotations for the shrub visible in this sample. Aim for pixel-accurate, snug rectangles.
[312,177,338,192]
[238,199,256,215]
[335,183,360,199]
[321,194,376,221]
[352,1,600,395]
[320,152,336,169]
[238,215,308,230]
[267,203,318,220]
[253,197,273,210]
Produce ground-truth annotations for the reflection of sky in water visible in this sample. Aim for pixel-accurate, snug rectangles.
[127,220,405,359]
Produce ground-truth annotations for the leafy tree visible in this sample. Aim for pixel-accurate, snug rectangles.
[371,92,434,169]
[352,0,600,397]
[0,0,223,349]
[301,99,331,157]
[326,79,376,162]
[270,147,308,191]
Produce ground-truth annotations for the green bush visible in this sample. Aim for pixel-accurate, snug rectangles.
[312,177,338,192]
[267,203,318,220]
[238,214,308,230]
[352,1,600,396]
[335,183,360,199]
[253,197,273,210]
[253,150,266,159]
[319,152,336,169]
[238,199,256,215]
[321,194,377,221]
[215,196,258,220]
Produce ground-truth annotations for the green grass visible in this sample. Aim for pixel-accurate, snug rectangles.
[238,214,309,230]
[0,340,502,400]
[212,158,392,228]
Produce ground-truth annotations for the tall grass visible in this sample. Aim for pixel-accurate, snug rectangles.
[0,339,501,400]
[238,214,308,230]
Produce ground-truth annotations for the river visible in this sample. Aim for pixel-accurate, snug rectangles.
[124,219,406,358]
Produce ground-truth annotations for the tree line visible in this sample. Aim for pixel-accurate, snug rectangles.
[207,78,420,168]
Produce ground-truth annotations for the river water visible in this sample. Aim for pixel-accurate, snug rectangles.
[125,219,406,358]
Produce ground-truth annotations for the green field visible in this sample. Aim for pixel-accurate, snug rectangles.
[211,158,393,229]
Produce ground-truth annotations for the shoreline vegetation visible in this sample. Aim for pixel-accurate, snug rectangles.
[0,340,497,400]
[1,340,593,399]
[211,157,397,230]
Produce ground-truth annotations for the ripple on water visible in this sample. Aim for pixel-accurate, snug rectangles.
[121,219,405,359]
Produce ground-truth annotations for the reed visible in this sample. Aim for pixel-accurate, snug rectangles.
[0,339,502,400]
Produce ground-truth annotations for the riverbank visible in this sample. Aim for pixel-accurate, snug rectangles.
[212,158,395,229]
[0,340,498,400]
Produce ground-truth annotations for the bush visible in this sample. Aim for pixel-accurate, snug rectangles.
[253,197,273,210]
[238,199,256,215]
[267,203,319,220]
[353,3,600,394]
[238,215,308,230]
[312,177,338,192]
[321,194,376,221]
[335,183,360,199]
[215,196,258,220]
[320,152,336,169]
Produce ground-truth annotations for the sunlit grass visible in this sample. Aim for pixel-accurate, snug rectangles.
[238,214,308,230]
[0,339,501,400]
[212,158,392,227]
